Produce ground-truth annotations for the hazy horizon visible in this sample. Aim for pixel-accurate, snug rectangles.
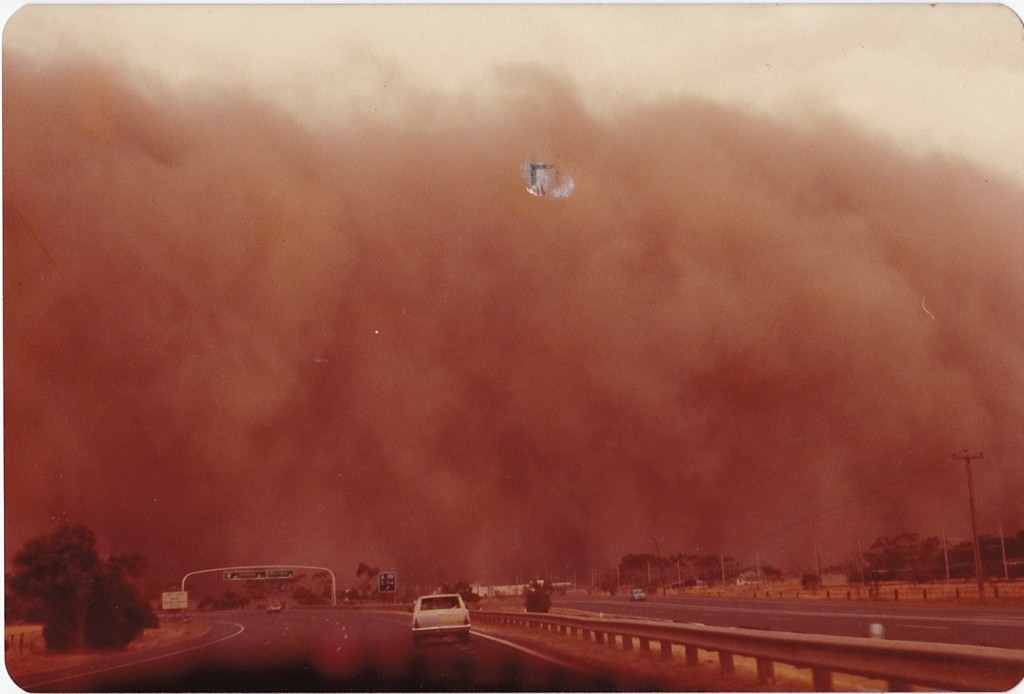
[4,5,1023,590]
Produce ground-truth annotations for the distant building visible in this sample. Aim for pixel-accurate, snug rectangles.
[471,583,526,598]
[735,570,760,586]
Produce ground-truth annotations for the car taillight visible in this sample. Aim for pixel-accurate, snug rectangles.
[464,615,470,625]
[413,618,420,628]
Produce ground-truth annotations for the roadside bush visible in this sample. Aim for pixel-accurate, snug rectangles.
[524,581,551,613]
[8,524,155,651]
[83,569,156,649]
[800,573,822,591]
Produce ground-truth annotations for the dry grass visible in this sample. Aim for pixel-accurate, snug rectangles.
[4,619,210,678]
[655,578,1024,606]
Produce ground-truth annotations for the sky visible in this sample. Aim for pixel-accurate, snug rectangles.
[3,4,1024,589]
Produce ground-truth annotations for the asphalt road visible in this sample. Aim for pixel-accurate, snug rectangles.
[558,594,1024,649]
[12,609,625,692]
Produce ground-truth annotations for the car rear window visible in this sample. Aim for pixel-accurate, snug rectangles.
[420,596,460,610]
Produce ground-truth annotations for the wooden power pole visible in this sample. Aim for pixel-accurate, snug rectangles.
[952,451,985,600]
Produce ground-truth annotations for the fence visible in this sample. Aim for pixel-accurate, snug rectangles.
[472,610,1024,691]
[4,625,44,657]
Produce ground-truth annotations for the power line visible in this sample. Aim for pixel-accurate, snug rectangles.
[9,199,66,279]
[952,451,985,601]
[754,454,957,547]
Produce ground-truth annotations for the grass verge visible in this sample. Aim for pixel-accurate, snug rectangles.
[4,619,210,678]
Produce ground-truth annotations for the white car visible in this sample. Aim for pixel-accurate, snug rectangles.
[411,593,471,644]
[629,588,647,601]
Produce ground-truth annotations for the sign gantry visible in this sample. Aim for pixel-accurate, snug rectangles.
[181,565,336,607]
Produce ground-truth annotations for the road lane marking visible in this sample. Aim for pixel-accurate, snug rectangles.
[901,625,953,631]
[472,631,588,673]
[570,599,1024,627]
[25,621,246,688]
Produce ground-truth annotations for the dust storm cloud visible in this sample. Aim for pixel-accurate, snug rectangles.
[4,53,1023,585]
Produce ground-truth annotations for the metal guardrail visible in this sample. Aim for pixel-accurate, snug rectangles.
[472,610,1024,691]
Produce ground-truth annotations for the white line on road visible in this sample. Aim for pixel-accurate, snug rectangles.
[900,624,953,631]
[26,621,247,688]
[472,631,588,673]
[364,611,588,673]
[585,599,1024,627]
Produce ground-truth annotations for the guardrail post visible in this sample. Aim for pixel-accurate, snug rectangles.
[719,651,735,674]
[812,668,833,691]
[471,609,1024,691]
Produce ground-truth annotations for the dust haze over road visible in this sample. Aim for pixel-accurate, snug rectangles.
[4,50,1023,587]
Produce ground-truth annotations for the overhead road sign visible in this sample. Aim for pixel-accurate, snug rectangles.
[224,569,295,580]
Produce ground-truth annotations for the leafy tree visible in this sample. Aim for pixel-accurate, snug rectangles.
[8,524,155,651]
[355,562,380,598]
[441,580,480,605]
[864,533,943,582]
[292,586,325,606]
[801,573,822,591]
[524,580,551,613]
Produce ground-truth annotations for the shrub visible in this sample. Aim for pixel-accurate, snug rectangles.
[524,581,551,613]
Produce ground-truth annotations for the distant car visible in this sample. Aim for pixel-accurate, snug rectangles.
[629,588,647,602]
[267,601,283,613]
[411,593,470,644]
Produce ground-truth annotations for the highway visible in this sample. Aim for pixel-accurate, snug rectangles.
[12,609,622,692]
[557,594,1024,649]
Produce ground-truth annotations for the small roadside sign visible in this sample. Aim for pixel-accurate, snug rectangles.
[162,591,188,610]
[378,571,396,593]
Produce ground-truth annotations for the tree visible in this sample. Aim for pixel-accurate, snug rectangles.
[355,562,380,599]
[292,586,325,606]
[441,580,480,605]
[801,573,822,591]
[524,581,551,613]
[864,533,943,582]
[7,524,155,651]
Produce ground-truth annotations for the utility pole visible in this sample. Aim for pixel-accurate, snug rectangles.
[1000,523,1009,581]
[942,526,951,583]
[953,451,985,600]
[654,538,666,596]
